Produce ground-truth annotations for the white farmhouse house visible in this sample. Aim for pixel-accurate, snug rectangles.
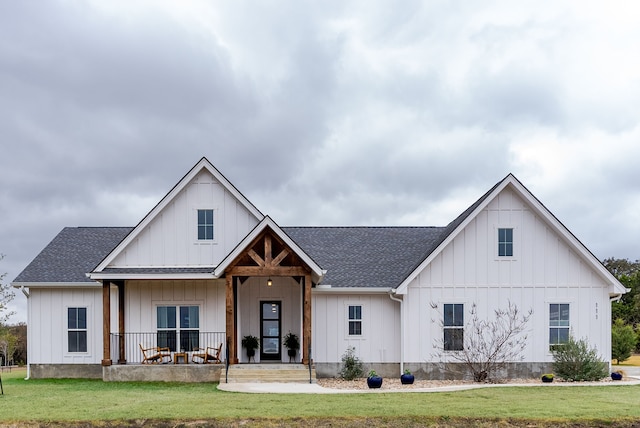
[13,157,626,382]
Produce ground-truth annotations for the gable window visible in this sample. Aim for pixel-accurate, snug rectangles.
[549,303,570,348]
[348,305,362,336]
[68,307,87,353]
[157,305,200,352]
[498,228,513,257]
[197,209,214,240]
[443,303,464,351]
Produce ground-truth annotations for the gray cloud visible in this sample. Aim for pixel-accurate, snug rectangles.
[2,1,640,323]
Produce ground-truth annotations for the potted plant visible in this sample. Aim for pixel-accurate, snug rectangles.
[367,370,383,389]
[283,332,300,362]
[611,370,624,381]
[241,335,259,361]
[400,369,415,385]
[541,373,554,383]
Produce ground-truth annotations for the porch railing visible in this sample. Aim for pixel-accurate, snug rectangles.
[110,332,226,364]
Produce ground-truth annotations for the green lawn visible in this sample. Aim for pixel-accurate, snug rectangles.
[1,369,639,426]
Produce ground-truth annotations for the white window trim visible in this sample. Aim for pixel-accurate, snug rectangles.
[494,225,518,261]
[153,302,203,351]
[547,301,572,354]
[442,302,465,352]
[64,304,91,356]
[345,302,365,340]
[193,207,219,245]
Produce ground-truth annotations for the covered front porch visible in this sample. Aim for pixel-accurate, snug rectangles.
[96,221,324,380]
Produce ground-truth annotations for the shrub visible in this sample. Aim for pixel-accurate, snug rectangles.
[551,335,608,381]
[611,318,636,364]
[339,346,364,380]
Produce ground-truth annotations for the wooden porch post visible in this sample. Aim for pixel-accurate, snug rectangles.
[101,281,112,366]
[226,275,237,364]
[303,273,312,365]
[117,281,126,364]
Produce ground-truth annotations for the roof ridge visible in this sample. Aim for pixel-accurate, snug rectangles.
[282,225,445,229]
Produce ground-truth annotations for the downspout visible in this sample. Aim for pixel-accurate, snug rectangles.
[388,290,403,376]
[20,286,30,380]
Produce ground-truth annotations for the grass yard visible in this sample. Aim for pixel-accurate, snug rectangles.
[1,368,640,427]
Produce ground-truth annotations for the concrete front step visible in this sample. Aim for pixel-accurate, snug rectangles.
[222,364,317,383]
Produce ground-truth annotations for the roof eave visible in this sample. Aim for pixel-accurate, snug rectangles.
[11,281,101,288]
[313,286,393,294]
[87,272,217,281]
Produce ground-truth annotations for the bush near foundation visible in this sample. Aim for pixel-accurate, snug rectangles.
[551,335,608,381]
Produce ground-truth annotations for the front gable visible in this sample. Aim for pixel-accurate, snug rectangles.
[395,174,626,296]
[93,158,263,274]
[215,216,325,284]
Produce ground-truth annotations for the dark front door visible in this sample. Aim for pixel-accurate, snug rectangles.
[260,301,281,361]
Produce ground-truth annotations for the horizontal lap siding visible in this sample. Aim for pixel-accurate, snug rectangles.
[405,187,612,363]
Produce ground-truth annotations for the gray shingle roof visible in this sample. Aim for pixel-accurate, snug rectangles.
[13,227,132,283]
[283,227,446,288]
[13,182,495,288]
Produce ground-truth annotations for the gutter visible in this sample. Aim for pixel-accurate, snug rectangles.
[610,288,631,303]
[388,289,404,376]
[21,286,30,380]
[313,285,393,294]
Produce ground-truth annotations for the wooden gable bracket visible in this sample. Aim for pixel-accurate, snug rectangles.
[224,228,313,365]
[228,231,310,277]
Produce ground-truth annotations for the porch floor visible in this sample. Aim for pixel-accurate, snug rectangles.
[102,363,316,384]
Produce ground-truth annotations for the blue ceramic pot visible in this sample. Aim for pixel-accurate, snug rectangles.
[400,374,415,385]
[367,376,383,388]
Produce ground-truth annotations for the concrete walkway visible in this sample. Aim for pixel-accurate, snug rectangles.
[218,370,640,394]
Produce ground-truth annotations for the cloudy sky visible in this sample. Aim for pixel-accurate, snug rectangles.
[2,1,640,323]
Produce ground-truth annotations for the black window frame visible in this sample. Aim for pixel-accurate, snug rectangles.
[67,307,87,353]
[197,209,214,240]
[443,303,464,351]
[348,305,362,336]
[498,228,514,257]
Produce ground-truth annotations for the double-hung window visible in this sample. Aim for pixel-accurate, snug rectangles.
[549,303,570,348]
[68,307,87,353]
[157,305,200,352]
[443,303,464,351]
[348,305,362,336]
[197,209,214,240]
[498,228,513,257]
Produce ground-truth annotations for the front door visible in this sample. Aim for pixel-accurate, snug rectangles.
[260,301,281,361]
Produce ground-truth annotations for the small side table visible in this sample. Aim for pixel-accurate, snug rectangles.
[174,352,188,364]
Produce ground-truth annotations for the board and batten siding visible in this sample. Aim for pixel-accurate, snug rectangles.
[28,287,103,364]
[312,293,400,364]
[237,277,302,363]
[404,187,613,364]
[122,279,225,335]
[109,170,260,268]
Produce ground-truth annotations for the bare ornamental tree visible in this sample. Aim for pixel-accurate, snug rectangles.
[432,301,532,382]
[0,254,15,324]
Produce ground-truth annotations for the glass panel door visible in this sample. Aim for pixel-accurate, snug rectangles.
[260,301,281,361]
